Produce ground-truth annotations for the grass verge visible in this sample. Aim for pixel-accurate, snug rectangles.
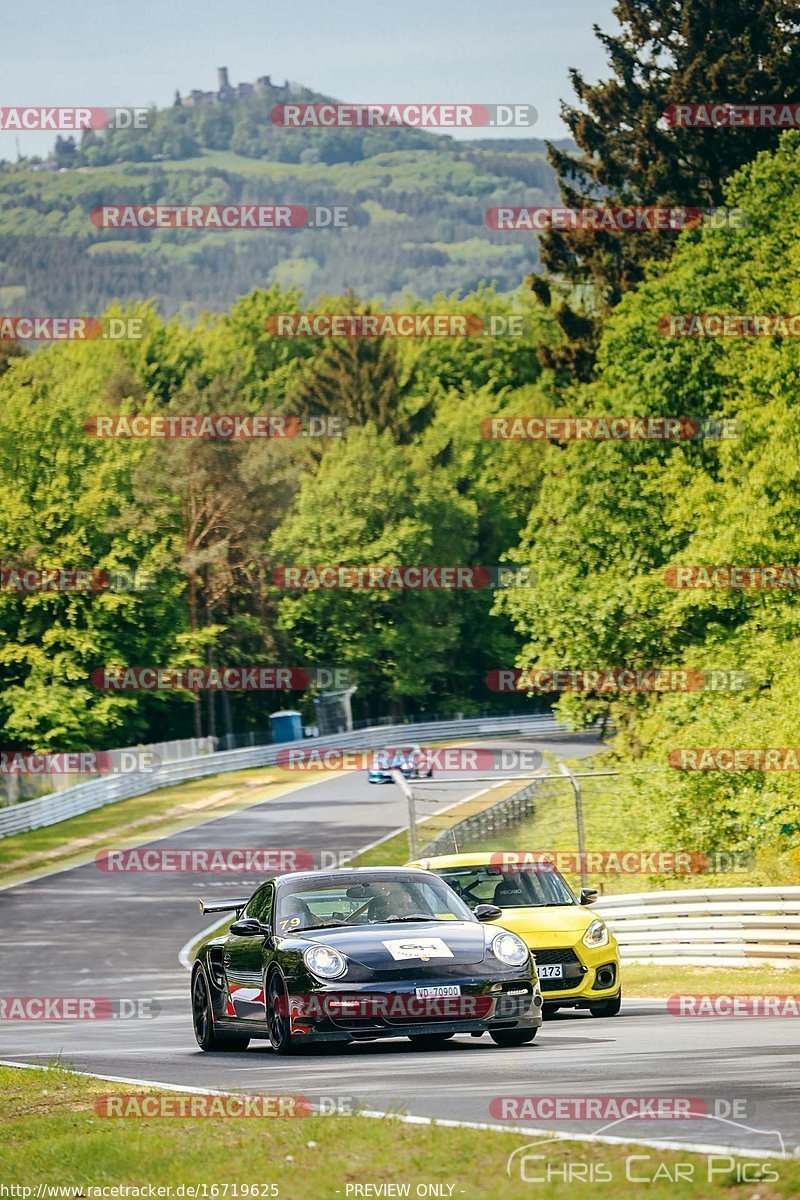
[620,962,800,997]
[0,1065,794,1199]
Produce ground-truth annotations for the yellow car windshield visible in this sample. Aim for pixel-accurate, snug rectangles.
[434,865,576,909]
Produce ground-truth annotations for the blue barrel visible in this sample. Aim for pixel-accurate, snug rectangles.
[269,709,303,743]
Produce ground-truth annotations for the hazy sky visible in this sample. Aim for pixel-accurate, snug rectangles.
[2,0,618,158]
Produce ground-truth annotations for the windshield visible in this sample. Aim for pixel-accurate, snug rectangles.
[432,865,576,909]
[275,874,473,933]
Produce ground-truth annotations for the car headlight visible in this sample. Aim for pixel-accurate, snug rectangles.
[303,945,347,980]
[582,919,610,949]
[491,931,529,967]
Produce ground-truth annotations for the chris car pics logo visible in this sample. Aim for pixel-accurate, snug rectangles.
[506,1112,786,1185]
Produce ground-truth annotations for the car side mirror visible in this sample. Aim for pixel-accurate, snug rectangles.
[230,918,270,936]
[579,888,598,905]
[474,903,503,921]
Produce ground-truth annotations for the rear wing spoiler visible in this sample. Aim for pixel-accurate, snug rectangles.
[197,896,249,916]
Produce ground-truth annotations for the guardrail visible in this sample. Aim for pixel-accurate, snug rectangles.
[594,886,800,967]
[0,712,568,839]
[419,781,538,857]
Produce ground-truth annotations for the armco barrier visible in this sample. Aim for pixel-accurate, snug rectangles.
[0,713,568,839]
[594,886,800,967]
[419,781,538,857]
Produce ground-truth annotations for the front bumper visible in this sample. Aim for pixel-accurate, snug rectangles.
[533,943,621,1005]
[284,977,543,1042]
[367,769,420,783]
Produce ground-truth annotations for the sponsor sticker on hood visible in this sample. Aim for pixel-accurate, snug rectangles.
[382,937,455,961]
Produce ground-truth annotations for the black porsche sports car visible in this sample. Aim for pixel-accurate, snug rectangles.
[191,866,543,1053]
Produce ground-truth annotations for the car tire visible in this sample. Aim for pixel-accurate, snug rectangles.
[408,1033,454,1048]
[266,969,297,1055]
[589,992,622,1018]
[542,1003,560,1020]
[192,967,250,1052]
[489,1028,537,1047]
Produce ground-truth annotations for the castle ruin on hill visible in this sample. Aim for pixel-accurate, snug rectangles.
[175,67,293,107]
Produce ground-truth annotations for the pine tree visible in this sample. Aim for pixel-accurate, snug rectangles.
[535,0,800,379]
[287,303,427,439]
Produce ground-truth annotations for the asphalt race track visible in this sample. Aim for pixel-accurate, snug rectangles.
[1,733,799,1159]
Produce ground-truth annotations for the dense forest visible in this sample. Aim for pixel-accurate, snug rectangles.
[1,1,799,875]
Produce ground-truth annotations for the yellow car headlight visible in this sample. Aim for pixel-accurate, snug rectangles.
[582,919,610,949]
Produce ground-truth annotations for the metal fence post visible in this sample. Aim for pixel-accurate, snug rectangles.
[558,761,587,891]
[391,769,418,860]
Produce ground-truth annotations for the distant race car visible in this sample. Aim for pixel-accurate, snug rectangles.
[407,852,621,1018]
[191,866,542,1053]
[367,744,434,783]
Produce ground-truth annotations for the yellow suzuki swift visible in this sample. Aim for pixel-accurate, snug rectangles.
[407,852,621,1017]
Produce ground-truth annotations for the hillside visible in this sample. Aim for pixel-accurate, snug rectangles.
[0,74,566,314]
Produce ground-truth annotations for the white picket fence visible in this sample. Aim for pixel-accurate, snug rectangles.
[595,886,800,967]
[0,712,568,839]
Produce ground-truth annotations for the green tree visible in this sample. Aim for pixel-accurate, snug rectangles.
[500,132,800,874]
[0,324,186,749]
[286,297,421,439]
[534,0,800,379]
[271,425,478,715]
